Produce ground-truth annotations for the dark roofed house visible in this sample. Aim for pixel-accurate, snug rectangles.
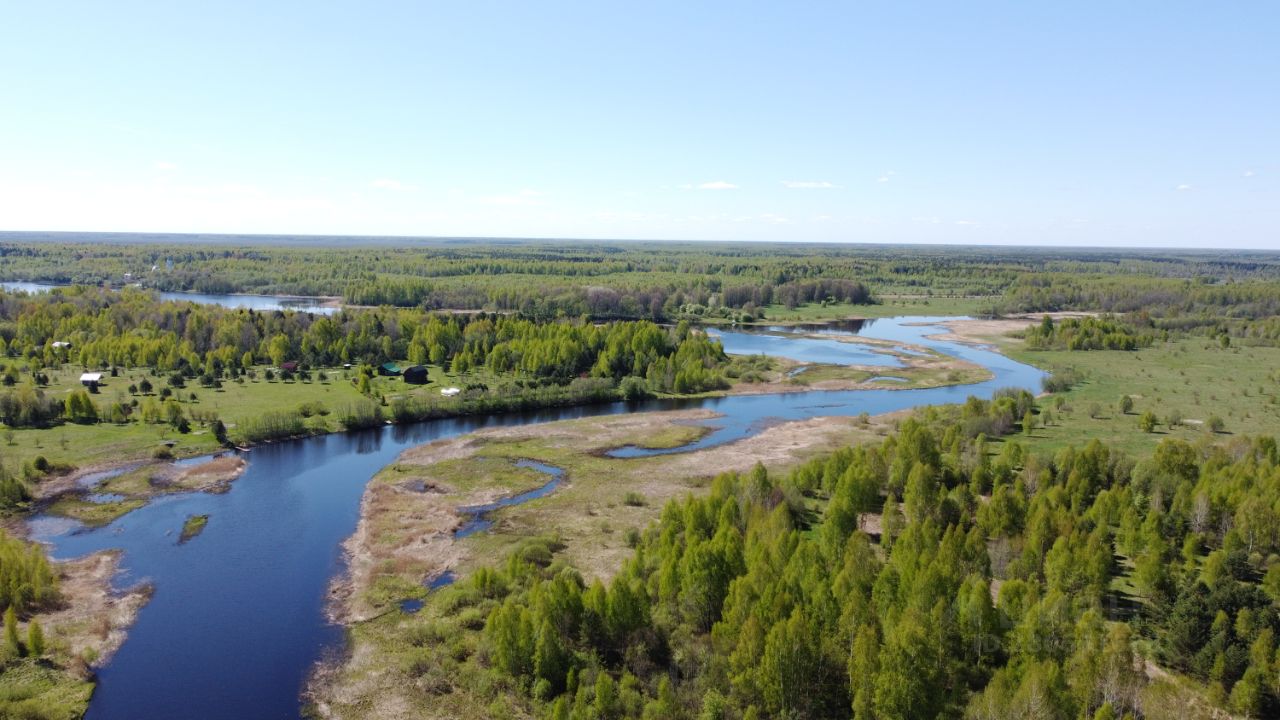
[403,365,429,384]
[280,361,299,373]
[378,362,402,376]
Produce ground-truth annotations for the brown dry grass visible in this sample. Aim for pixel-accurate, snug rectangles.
[38,550,152,667]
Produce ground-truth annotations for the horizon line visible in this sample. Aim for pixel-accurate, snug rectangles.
[0,230,1276,254]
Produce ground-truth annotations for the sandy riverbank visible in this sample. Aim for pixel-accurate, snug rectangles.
[718,322,998,396]
[40,550,153,668]
[927,312,1096,346]
[0,548,155,719]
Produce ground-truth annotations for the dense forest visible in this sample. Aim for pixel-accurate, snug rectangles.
[0,286,724,376]
[395,397,1280,720]
[4,238,1280,325]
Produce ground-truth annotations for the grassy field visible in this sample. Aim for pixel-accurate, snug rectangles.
[1005,339,1280,456]
[781,358,991,390]
[45,495,147,526]
[0,362,516,474]
[0,659,95,720]
[759,294,995,322]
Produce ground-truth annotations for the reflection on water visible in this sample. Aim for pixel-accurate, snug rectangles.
[155,291,337,315]
[0,281,336,315]
[29,316,1043,720]
[610,317,1043,458]
[454,460,565,538]
[708,327,903,367]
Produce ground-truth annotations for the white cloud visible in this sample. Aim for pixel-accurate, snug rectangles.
[1175,184,1192,191]
[153,161,178,171]
[697,181,738,190]
[1243,170,1255,178]
[954,220,978,226]
[875,171,896,183]
[782,180,838,189]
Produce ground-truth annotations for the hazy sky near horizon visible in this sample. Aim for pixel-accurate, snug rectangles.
[1,2,1277,248]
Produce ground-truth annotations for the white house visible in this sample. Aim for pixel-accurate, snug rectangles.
[52,341,72,349]
[79,372,103,387]
[440,387,461,397]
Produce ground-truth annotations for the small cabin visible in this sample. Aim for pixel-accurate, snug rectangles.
[440,387,461,397]
[80,372,103,389]
[279,361,299,373]
[403,365,429,385]
[378,362,402,377]
[52,341,72,349]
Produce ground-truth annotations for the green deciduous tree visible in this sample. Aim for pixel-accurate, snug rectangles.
[4,605,20,656]
[26,619,43,657]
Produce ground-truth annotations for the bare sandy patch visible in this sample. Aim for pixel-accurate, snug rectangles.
[159,455,247,492]
[397,434,488,466]
[656,413,889,480]
[931,312,1096,346]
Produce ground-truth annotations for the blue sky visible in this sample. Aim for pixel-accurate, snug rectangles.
[1,2,1276,248]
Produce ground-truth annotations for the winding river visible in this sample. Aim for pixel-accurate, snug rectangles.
[30,316,1043,720]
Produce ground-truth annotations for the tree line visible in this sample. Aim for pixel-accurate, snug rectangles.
[1022,315,1155,351]
[998,275,1280,346]
[5,239,1278,318]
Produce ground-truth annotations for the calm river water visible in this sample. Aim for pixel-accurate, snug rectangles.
[0,282,337,315]
[30,316,1043,719]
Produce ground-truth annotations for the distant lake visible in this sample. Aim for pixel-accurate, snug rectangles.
[0,282,338,315]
